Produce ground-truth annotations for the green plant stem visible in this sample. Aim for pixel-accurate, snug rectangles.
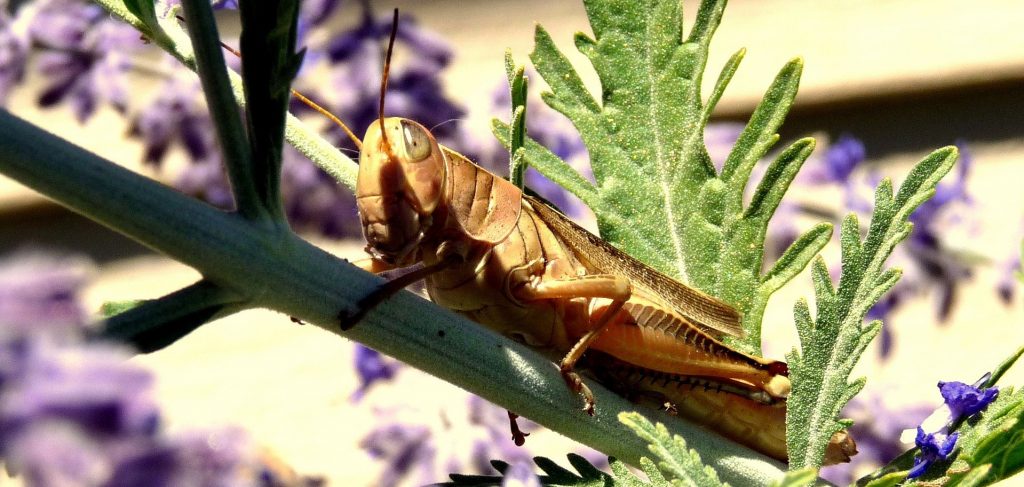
[0,108,787,485]
[95,0,357,192]
[101,279,245,352]
[179,0,264,219]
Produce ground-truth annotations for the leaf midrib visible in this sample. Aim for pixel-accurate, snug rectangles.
[643,14,688,282]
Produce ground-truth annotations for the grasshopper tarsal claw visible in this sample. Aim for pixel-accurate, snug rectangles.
[337,254,461,331]
[506,411,530,446]
[560,365,597,416]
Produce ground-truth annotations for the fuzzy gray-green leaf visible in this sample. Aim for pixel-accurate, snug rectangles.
[620,412,726,487]
[786,147,958,470]
[701,48,744,123]
[514,0,823,355]
[491,119,598,207]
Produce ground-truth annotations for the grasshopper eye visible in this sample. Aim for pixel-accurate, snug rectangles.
[400,120,432,161]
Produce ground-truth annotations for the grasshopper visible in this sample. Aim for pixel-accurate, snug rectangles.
[315,10,857,464]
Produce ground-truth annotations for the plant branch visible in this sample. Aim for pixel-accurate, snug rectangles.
[179,0,263,219]
[0,108,786,485]
[95,0,357,191]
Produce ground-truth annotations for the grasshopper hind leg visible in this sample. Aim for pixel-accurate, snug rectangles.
[514,274,632,416]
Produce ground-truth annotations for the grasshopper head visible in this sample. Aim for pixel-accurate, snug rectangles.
[356,117,446,265]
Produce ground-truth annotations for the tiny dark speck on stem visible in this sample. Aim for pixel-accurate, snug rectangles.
[437,329,445,337]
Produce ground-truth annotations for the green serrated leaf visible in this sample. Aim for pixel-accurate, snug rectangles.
[769,467,816,487]
[985,345,1024,388]
[123,0,159,31]
[619,412,726,487]
[99,280,242,353]
[443,454,622,487]
[945,464,993,487]
[492,119,598,207]
[238,0,302,221]
[99,299,146,317]
[786,147,958,470]
[496,0,824,354]
[860,471,907,487]
[505,49,529,188]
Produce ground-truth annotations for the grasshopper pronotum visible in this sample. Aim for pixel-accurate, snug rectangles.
[306,10,856,465]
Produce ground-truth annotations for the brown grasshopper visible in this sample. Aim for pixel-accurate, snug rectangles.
[315,11,857,464]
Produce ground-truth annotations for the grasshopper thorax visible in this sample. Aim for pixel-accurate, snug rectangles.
[356,117,446,266]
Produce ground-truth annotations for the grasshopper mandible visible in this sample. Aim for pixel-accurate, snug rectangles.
[318,10,856,464]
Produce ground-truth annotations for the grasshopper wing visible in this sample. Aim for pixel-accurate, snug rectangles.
[525,195,744,339]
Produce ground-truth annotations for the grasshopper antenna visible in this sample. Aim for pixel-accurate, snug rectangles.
[213,37,363,150]
[378,8,399,152]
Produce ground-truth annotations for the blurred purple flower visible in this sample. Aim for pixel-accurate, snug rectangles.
[938,381,997,421]
[0,342,161,442]
[903,141,974,322]
[0,252,317,486]
[130,73,217,166]
[908,427,957,479]
[0,5,29,104]
[27,0,143,121]
[320,9,464,155]
[811,134,866,185]
[0,252,91,337]
[361,422,435,487]
[997,255,1020,304]
[822,395,931,485]
[360,395,540,486]
[6,422,112,486]
[279,146,362,239]
[996,228,1022,304]
[704,122,744,172]
[350,344,401,402]
[502,461,541,487]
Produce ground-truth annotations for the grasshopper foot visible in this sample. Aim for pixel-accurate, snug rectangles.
[560,365,596,416]
[507,411,530,446]
[337,306,366,331]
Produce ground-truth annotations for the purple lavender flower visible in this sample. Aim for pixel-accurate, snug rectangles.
[822,395,931,485]
[26,0,143,121]
[350,344,401,402]
[360,422,435,487]
[908,427,957,479]
[903,141,974,322]
[5,422,112,486]
[997,255,1020,304]
[360,395,539,486]
[704,122,744,172]
[0,5,29,104]
[0,252,91,337]
[130,73,217,166]
[938,381,998,420]
[0,252,317,486]
[502,460,541,487]
[0,342,161,441]
[320,9,466,156]
[996,229,1022,304]
[823,135,865,184]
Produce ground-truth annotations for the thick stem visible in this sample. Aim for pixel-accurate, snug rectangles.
[0,109,786,485]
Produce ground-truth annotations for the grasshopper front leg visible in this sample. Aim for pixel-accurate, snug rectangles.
[514,274,631,415]
[339,242,467,330]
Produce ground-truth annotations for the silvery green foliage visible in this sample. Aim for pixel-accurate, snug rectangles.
[785,148,958,470]
[493,0,829,352]
[619,412,726,487]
